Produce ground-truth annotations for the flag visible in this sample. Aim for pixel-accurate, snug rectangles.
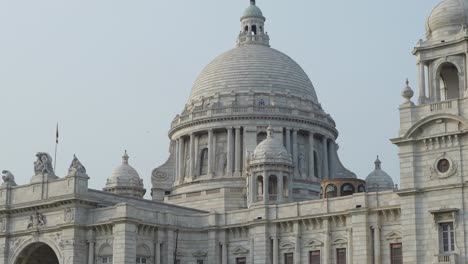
[56,123,59,144]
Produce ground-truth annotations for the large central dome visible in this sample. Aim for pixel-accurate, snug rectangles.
[189,37,318,104]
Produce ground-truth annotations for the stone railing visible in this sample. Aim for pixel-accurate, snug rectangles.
[435,253,457,264]
[171,106,334,129]
[430,100,453,111]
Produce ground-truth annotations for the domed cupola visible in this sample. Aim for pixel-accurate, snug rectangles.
[237,0,270,47]
[104,150,146,198]
[366,156,395,192]
[426,0,468,41]
[246,127,294,207]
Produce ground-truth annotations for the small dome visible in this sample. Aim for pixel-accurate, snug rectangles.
[366,157,394,192]
[426,0,468,40]
[242,1,264,19]
[252,127,292,164]
[104,150,146,198]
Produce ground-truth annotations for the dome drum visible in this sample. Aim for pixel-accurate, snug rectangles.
[320,178,367,199]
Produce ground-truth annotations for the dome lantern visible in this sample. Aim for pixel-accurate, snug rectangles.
[237,0,270,47]
[366,156,395,192]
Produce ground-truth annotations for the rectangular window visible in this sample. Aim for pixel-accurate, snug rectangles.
[390,243,403,264]
[101,257,112,264]
[197,260,204,264]
[285,252,294,264]
[336,248,346,264]
[309,250,320,264]
[136,257,147,264]
[440,222,455,252]
[236,257,246,264]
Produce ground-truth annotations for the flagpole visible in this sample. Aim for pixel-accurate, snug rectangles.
[54,123,58,171]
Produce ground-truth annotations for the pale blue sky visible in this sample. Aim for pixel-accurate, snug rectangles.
[0,1,440,193]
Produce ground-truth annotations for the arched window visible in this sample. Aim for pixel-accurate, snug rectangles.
[269,175,278,200]
[99,245,113,264]
[438,63,460,101]
[199,148,208,176]
[257,132,267,145]
[341,184,355,196]
[283,176,289,197]
[313,151,319,178]
[358,185,366,193]
[257,176,264,201]
[252,25,257,35]
[244,25,249,33]
[136,245,151,264]
[325,184,337,198]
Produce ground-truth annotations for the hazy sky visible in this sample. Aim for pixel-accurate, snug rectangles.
[0,0,440,194]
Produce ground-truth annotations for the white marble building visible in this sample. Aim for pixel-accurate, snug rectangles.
[1,0,468,263]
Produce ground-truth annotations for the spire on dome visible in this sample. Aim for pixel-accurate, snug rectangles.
[122,150,129,164]
[250,0,256,5]
[374,156,382,170]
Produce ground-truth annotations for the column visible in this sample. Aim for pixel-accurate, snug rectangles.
[188,133,195,181]
[235,127,242,176]
[155,242,161,264]
[178,137,185,182]
[294,222,301,264]
[175,139,179,182]
[292,129,298,177]
[374,226,381,264]
[250,238,255,264]
[208,129,214,177]
[323,219,331,264]
[418,61,426,104]
[87,240,95,264]
[227,128,234,176]
[322,137,329,179]
[348,228,354,264]
[329,141,336,179]
[272,236,279,264]
[222,242,228,264]
[308,133,315,178]
[285,128,292,153]
[113,221,137,263]
[264,174,269,202]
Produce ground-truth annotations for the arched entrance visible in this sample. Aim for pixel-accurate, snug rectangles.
[14,242,59,264]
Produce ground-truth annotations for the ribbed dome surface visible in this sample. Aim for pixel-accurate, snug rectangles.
[252,128,292,164]
[189,45,318,103]
[242,4,263,18]
[426,0,468,39]
[366,158,394,192]
[105,151,145,193]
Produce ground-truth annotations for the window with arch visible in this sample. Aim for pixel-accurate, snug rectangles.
[313,151,319,178]
[325,184,337,198]
[269,175,278,198]
[244,25,249,33]
[252,25,257,35]
[283,175,289,197]
[99,245,113,264]
[257,131,267,145]
[358,185,366,193]
[136,245,150,264]
[199,148,208,176]
[341,184,355,196]
[257,176,264,200]
[437,62,460,101]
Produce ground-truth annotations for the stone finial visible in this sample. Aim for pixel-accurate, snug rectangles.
[122,150,129,165]
[374,156,382,170]
[266,125,274,138]
[1,170,17,187]
[250,0,256,5]
[402,78,414,102]
[67,154,87,177]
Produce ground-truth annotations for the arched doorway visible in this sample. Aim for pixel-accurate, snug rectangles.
[14,242,59,264]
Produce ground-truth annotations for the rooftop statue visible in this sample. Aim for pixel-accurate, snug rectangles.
[67,155,88,177]
[33,152,55,177]
[1,170,17,187]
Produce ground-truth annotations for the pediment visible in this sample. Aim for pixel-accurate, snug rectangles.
[386,231,402,241]
[305,239,323,248]
[192,250,208,257]
[232,246,249,255]
[280,242,295,250]
[332,238,347,246]
[404,114,468,139]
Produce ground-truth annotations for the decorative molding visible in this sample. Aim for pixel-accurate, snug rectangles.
[332,238,347,247]
[232,246,249,255]
[64,208,75,223]
[192,250,208,258]
[0,218,5,233]
[385,231,402,242]
[280,242,295,251]
[304,239,323,248]
[429,153,458,179]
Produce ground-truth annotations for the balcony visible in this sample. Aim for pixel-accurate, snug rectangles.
[435,253,457,264]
